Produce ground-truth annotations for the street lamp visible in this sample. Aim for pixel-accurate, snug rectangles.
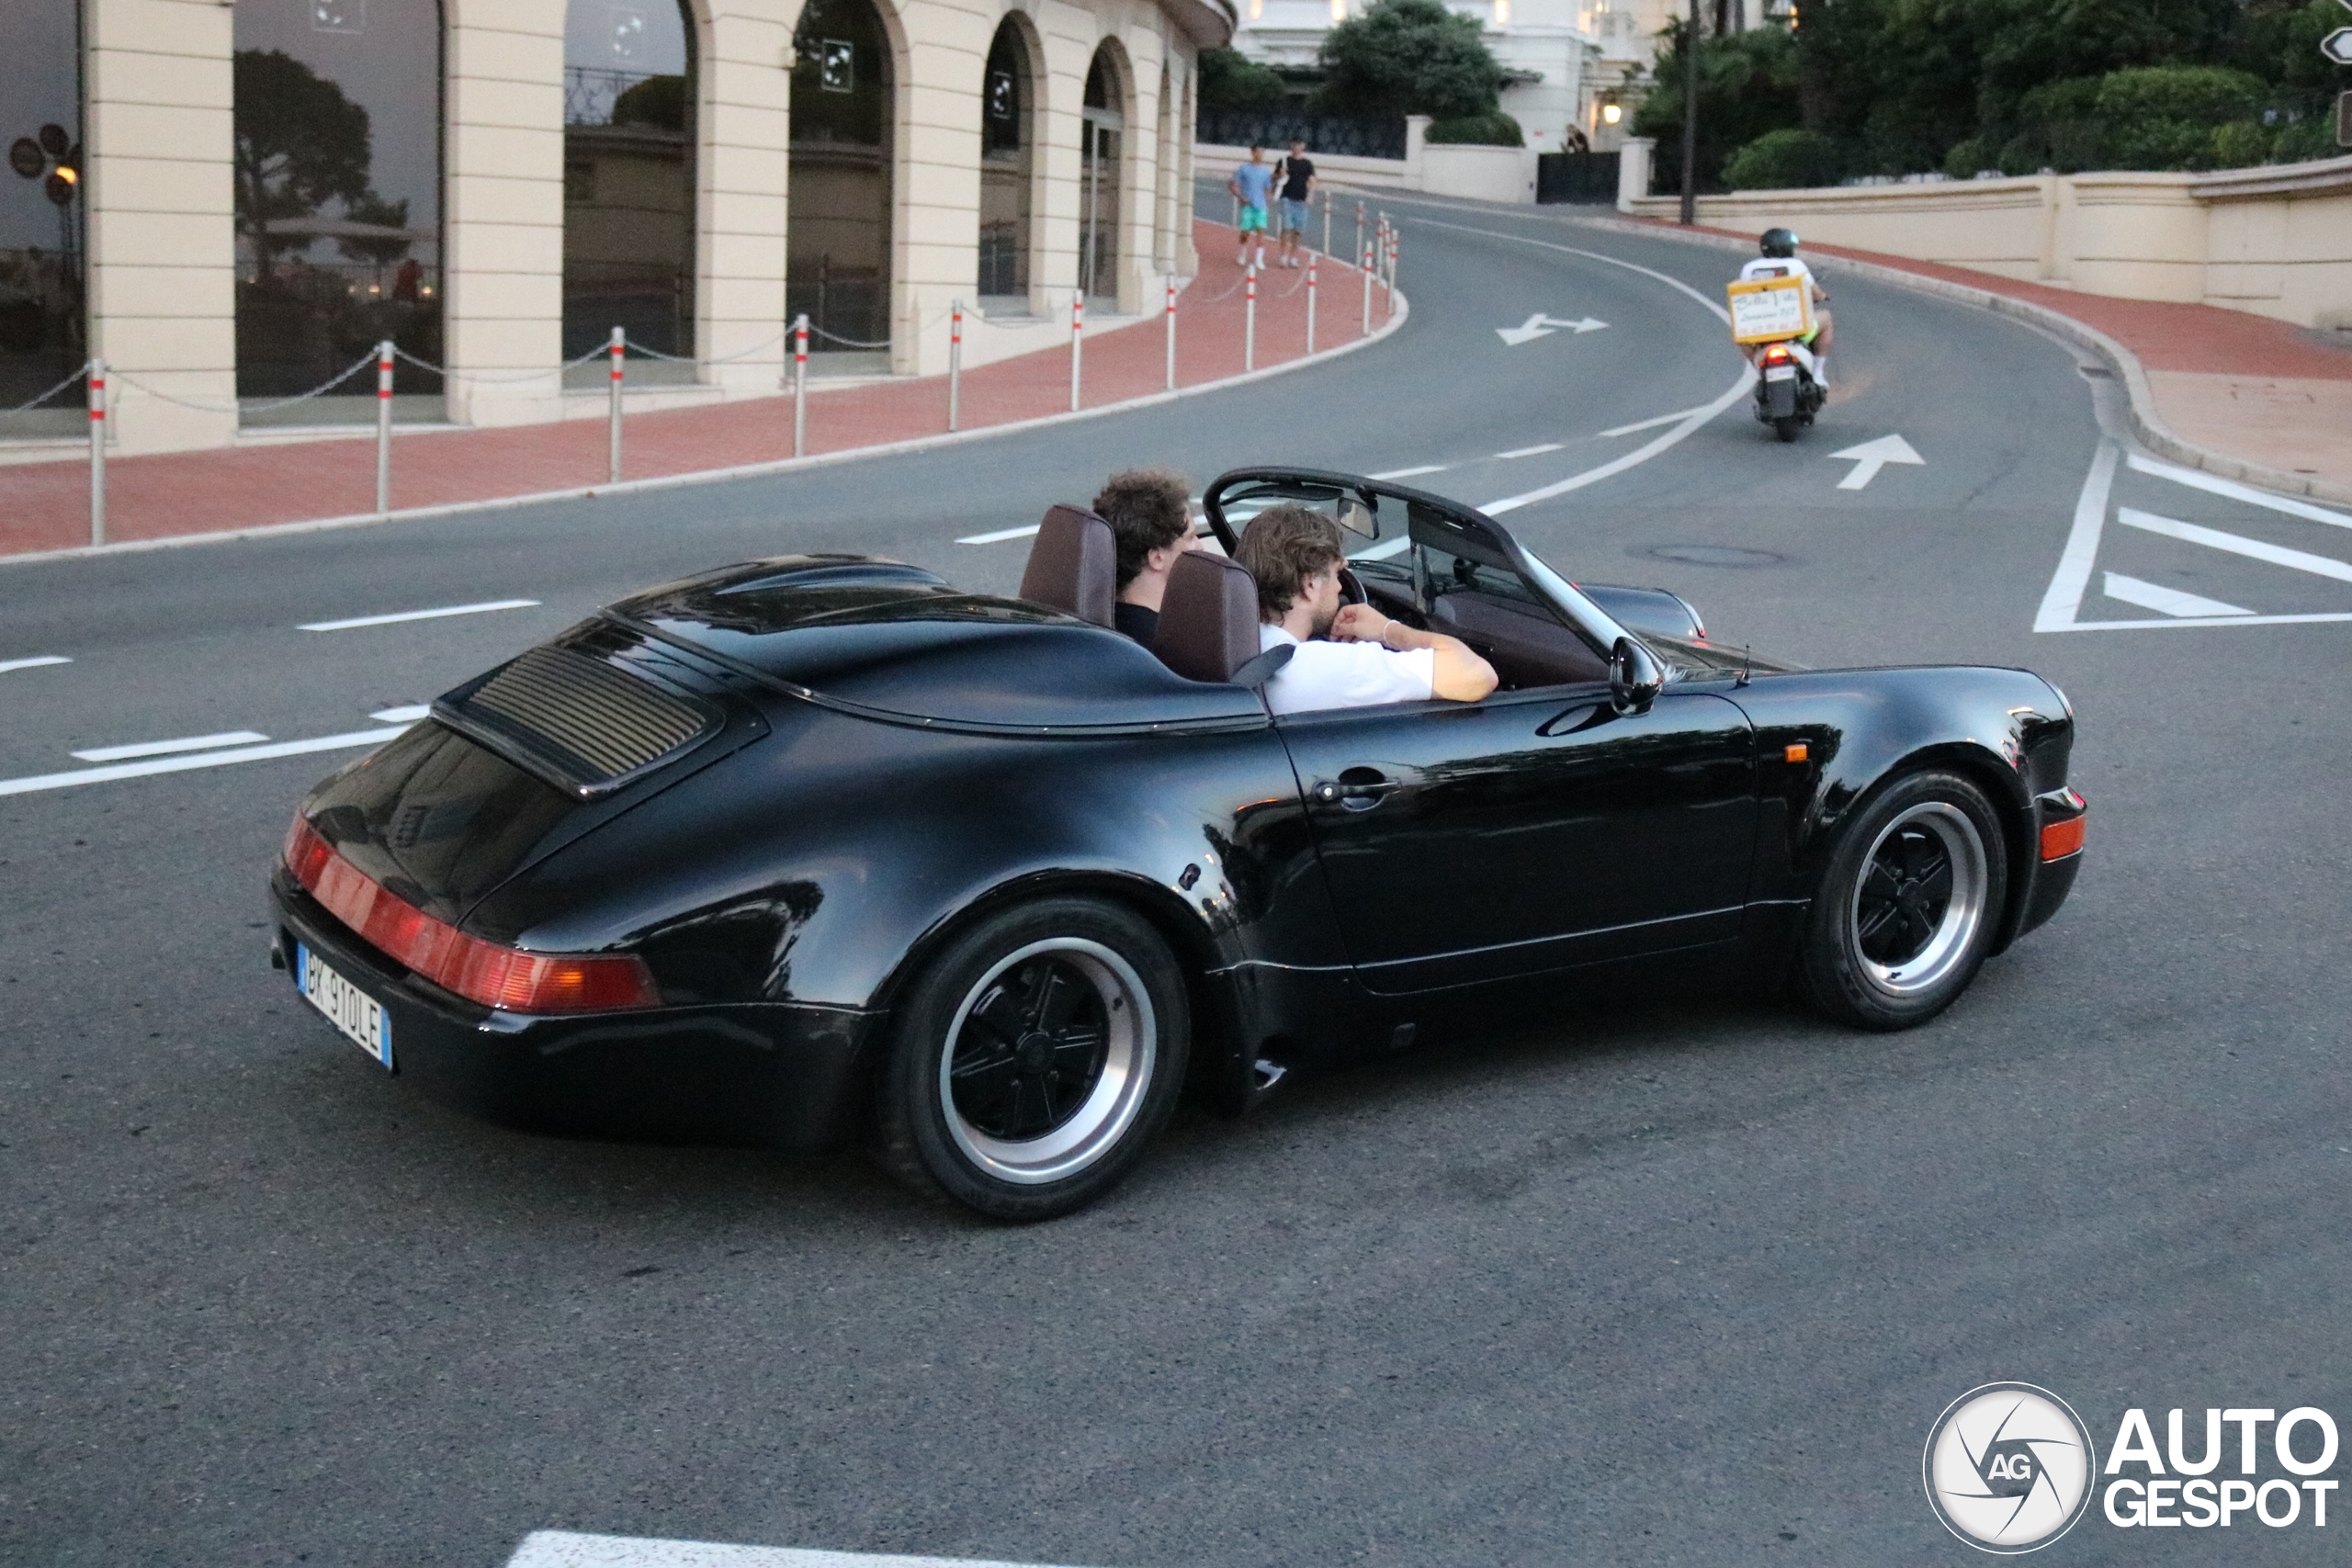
[1600,100,1623,126]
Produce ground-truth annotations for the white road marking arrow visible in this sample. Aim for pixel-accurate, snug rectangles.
[1829,433,1925,491]
[1496,313,1610,345]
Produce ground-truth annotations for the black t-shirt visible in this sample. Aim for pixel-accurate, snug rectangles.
[1114,601,1159,647]
[1278,157,1315,202]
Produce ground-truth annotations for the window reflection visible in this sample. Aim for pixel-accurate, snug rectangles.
[563,0,696,373]
[1,0,86,437]
[788,0,892,355]
[977,18,1032,301]
[232,0,443,423]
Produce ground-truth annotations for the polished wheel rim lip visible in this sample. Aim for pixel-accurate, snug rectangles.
[939,937,1155,1186]
[1849,801,1988,999]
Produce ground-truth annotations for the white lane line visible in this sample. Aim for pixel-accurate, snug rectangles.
[72,730,270,763]
[299,598,539,632]
[0,727,410,799]
[370,704,433,723]
[1494,442,1563,458]
[1480,369,1753,516]
[1370,464,1449,479]
[1598,408,1712,438]
[506,1531,1094,1568]
[957,524,1042,545]
[0,655,72,675]
[1400,215,1735,321]
[2117,507,2352,584]
[2034,441,2119,633]
[1350,536,1411,561]
[2051,611,2352,632]
[2127,452,2352,530]
[2101,571,2253,619]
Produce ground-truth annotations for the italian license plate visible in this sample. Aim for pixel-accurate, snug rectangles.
[298,942,393,1069]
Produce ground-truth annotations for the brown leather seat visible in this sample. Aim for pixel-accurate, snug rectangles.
[1155,549,1261,683]
[1016,505,1117,628]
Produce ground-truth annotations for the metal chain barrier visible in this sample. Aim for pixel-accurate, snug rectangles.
[112,351,377,416]
[5,361,90,415]
[807,323,893,350]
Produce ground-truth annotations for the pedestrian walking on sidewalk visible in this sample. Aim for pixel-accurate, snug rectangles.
[1229,145,1274,270]
[1274,141,1316,269]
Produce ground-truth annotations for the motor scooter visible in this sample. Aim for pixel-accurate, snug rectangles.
[1751,337,1826,443]
[1726,274,1826,443]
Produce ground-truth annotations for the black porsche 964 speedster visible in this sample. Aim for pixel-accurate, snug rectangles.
[269,468,2085,1218]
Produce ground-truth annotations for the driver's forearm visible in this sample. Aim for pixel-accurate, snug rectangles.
[1383,625,1498,700]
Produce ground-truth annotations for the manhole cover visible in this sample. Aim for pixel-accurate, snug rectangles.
[1634,544,1786,568]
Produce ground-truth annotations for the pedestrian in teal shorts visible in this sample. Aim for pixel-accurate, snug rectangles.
[1228,145,1274,270]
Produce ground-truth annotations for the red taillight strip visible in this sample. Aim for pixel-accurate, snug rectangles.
[282,817,658,1012]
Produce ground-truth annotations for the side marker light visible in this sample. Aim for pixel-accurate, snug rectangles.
[1783,742,1808,763]
[2041,814,2086,862]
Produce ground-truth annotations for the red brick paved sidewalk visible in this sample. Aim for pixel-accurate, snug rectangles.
[1633,215,2352,502]
[0,220,1395,558]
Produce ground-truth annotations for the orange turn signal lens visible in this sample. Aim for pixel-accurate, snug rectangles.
[2041,815,2086,862]
[1783,742,1809,763]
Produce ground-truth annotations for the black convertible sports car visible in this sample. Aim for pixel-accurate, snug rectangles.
[269,468,2085,1218]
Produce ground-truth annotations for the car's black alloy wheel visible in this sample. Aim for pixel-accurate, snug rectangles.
[1797,769,2008,1030]
[877,897,1189,1220]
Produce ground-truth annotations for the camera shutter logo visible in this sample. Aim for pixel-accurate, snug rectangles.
[1924,1383,2098,1552]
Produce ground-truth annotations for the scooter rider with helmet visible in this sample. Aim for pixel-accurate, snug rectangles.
[1739,228,1833,386]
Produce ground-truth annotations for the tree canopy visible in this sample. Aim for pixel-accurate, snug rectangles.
[232,49,371,271]
[1317,0,1508,120]
[1639,0,2348,192]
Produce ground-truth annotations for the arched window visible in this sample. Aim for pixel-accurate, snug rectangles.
[232,0,444,423]
[977,17,1034,302]
[1,0,85,437]
[788,0,892,355]
[1080,45,1124,302]
[564,0,697,373]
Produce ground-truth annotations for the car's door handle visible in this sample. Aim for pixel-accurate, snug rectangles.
[1312,770,1399,811]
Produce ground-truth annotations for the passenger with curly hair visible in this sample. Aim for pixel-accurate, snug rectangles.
[1091,467,1199,648]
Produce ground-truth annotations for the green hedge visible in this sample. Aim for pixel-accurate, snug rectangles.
[1424,112,1522,147]
[1723,129,1844,190]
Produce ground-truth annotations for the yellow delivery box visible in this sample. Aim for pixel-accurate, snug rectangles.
[1726,275,1815,344]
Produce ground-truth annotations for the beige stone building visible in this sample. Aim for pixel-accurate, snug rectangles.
[0,0,1229,458]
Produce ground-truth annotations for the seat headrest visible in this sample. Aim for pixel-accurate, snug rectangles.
[1156,550,1261,683]
[1017,504,1117,628]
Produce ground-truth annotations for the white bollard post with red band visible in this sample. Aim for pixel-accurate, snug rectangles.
[605,326,624,483]
[1361,239,1374,336]
[792,313,808,458]
[1244,261,1258,372]
[374,338,394,516]
[87,355,105,547]
[948,300,963,434]
[1069,291,1083,412]
[1164,274,1177,392]
[1306,253,1317,355]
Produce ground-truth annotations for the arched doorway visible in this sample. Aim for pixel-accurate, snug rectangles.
[977,16,1034,304]
[232,0,443,423]
[563,0,697,373]
[1079,45,1124,304]
[788,0,892,356]
[0,0,85,437]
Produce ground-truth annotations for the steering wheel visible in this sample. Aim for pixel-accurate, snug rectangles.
[1337,566,1368,607]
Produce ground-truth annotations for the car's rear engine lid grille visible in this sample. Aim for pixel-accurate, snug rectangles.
[435,644,719,798]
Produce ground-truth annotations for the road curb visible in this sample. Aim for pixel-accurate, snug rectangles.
[1573,213,2352,511]
[0,286,1410,570]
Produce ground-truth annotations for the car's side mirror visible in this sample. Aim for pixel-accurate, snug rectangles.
[1609,636,1663,715]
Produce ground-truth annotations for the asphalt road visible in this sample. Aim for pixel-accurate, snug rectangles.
[6,189,2352,1566]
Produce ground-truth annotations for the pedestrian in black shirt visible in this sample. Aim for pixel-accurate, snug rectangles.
[1274,140,1316,269]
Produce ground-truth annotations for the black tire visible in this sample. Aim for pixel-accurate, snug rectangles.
[1773,416,1802,443]
[1795,770,2008,1031]
[876,897,1189,1221]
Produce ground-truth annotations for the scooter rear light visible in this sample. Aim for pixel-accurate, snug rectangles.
[1763,345,1792,363]
[282,816,660,1012]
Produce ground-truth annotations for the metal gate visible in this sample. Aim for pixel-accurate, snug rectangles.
[1536,151,1622,205]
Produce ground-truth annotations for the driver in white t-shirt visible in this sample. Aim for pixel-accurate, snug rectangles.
[1234,505,1497,716]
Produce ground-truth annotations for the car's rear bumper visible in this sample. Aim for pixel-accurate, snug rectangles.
[268,868,878,1151]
